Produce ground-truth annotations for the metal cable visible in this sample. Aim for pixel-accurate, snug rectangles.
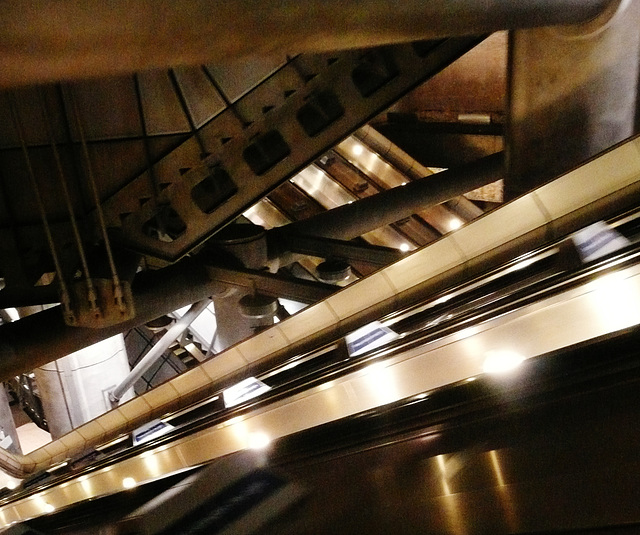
[201,65,250,129]
[132,73,167,238]
[168,68,208,157]
[38,87,97,323]
[65,85,125,314]
[6,92,74,322]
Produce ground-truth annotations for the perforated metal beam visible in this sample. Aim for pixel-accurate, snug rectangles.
[103,38,486,261]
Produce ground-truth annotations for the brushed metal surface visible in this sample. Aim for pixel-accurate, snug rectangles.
[3,259,640,526]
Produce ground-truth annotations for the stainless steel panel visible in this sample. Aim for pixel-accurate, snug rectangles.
[5,259,640,525]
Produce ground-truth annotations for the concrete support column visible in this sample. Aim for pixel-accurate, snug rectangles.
[34,334,132,440]
[0,387,21,455]
[507,0,640,197]
[212,293,255,354]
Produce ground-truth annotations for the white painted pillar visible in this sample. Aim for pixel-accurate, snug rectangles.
[0,387,21,455]
[212,293,255,354]
[34,334,132,440]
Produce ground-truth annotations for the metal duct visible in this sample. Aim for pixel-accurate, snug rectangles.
[276,152,504,241]
[0,0,615,86]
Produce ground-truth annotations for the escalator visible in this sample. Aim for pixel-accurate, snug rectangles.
[5,204,640,533]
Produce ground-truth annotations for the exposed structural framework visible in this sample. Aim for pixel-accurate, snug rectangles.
[0,134,637,481]
[102,37,487,260]
[0,37,485,333]
[0,0,637,528]
[0,152,504,381]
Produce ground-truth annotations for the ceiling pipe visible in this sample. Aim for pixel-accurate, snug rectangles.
[274,151,504,242]
[0,153,500,379]
[0,0,615,87]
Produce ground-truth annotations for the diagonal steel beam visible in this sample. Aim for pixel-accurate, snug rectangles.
[102,38,487,261]
[271,234,404,266]
[204,265,336,303]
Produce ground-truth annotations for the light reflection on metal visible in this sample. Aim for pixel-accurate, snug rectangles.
[291,165,356,209]
[489,450,506,487]
[122,477,137,489]
[434,294,453,306]
[436,454,451,497]
[45,461,68,474]
[361,361,400,405]
[456,326,478,341]
[338,137,408,188]
[243,198,292,229]
[437,454,447,475]
[590,270,640,332]
[448,218,463,231]
[247,432,271,450]
[509,254,547,273]
[489,449,518,531]
[435,454,461,535]
[317,381,334,392]
[142,451,161,478]
[482,350,525,374]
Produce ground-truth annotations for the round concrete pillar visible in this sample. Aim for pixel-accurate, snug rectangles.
[0,386,21,455]
[212,293,256,353]
[34,334,132,440]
